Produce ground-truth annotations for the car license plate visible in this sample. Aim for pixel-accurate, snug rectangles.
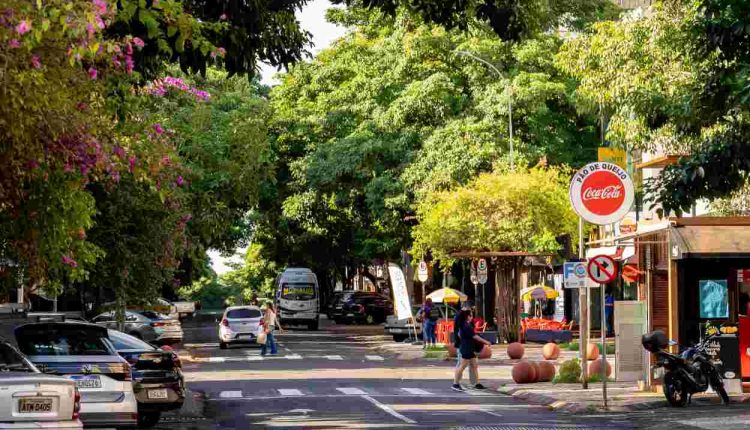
[72,375,101,389]
[147,389,169,400]
[19,398,53,413]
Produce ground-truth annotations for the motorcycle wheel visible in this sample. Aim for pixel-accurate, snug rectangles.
[663,373,688,407]
[710,376,730,405]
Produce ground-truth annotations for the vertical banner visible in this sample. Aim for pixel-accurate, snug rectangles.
[388,263,413,320]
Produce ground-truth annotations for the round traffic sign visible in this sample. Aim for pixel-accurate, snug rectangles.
[417,261,429,283]
[569,162,634,225]
[587,254,618,284]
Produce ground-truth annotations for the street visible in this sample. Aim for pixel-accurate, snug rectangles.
[151,319,750,429]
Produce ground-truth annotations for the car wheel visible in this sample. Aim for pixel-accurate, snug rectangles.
[138,411,161,428]
[220,342,228,350]
[392,334,407,342]
[308,321,319,331]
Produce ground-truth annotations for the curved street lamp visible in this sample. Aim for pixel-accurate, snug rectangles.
[455,50,514,171]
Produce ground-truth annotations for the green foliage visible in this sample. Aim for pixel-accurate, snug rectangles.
[219,244,278,303]
[412,168,578,262]
[553,358,581,384]
[178,275,239,310]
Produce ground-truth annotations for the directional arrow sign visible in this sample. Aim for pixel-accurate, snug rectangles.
[587,254,618,284]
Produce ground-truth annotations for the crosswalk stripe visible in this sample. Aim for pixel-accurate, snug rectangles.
[325,355,343,360]
[246,356,264,361]
[286,354,303,360]
[466,390,494,396]
[365,355,384,361]
[337,387,368,395]
[401,388,431,395]
[219,391,242,398]
[278,389,303,396]
[209,357,226,363]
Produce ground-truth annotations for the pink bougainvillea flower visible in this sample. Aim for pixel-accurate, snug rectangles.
[128,155,137,173]
[161,155,171,166]
[30,55,41,69]
[88,67,97,80]
[218,47,226,56]
[76,102,89,111]
[86,23,95,38]
[181,213,192,223]
[64,163,73,173]
[92,0,108,15]
[8,39,20,48]
[175,176,185,187]
[62,255,78,268]
[133,37,144,48]
[219,13,227,20]
[95,15,105,30]
[27,159,39,170]
[125,55,134,73]
[153,123,164,134]
[113,145,125,159]
[15,20,31,35]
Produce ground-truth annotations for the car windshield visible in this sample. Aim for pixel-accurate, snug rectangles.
[226,308,262,319]
[17,326,113,356]
[281,283,316,300]
[108,330,156,351]
[0,343,35,372]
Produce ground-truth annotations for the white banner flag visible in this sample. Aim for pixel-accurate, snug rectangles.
[388,263,412,320]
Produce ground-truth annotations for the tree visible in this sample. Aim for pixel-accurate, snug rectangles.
[557,1,750,215]
[219,244,278,302]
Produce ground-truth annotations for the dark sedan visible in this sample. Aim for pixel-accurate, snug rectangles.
[331,292,394,325]
[107,330,185,428]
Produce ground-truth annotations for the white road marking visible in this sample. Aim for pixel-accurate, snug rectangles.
[482,409,504,418]
[325,355,344,360]
[286,354,303,360]
[246,356,264,361]
[219,390,242,398]
[337,387,368,395]
[401,388,431,395]
[365,355,384,361]
[278,389,303,396]
[466,390,495,396]
[208,357,226,363]
[361,395,417,424]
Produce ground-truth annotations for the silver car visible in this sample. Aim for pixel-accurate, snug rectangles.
[93,310,183,345]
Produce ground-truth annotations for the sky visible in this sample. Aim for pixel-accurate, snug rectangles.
[208,0,347,275]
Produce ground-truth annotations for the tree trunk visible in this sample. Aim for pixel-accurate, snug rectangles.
[495,257,521,343]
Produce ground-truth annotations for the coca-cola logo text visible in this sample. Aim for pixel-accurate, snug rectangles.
[580,171,625,216]
[582,185,622,201]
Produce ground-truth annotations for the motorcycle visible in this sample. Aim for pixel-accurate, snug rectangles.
[641,330,729,407]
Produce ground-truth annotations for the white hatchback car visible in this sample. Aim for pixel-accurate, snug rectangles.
[218,306,263,349]
[0,340,82,429]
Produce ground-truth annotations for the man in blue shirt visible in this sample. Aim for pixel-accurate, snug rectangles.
[605,290,615,336]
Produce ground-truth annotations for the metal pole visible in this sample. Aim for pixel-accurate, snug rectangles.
[579,217,589,389]
[601,283,608,408]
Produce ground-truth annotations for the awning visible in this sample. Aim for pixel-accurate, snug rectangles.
[671,225,750,259]
[585,246,635,261]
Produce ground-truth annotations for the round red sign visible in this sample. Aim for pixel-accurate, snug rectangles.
[569,162,634,225]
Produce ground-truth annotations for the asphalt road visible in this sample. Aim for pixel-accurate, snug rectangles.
[154,318,750,430]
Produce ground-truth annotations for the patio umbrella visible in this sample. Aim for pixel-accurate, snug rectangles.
[520,285,558,302]
[426,287,468,321]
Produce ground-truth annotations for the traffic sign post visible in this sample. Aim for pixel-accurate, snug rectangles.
[477,259,488,319]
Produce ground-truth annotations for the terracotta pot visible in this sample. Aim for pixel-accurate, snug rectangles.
[588,358,612,378]
[478,344,492,359]
[537,361,556,382]
[528,361,540,383]
[542,342,560,360]
[507,342,525,359]
[586,343,600,361]
[512,361,532,383]
[447,343,457,358]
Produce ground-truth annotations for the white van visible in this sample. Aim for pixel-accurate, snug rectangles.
[275,268,320,330]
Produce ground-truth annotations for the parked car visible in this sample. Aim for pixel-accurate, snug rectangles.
[108,330,185,428]
[331,292,393,325]
[325,292,348,320]
[0,338,82,429]
[15,322,138,429]
[92,310,183,345]
[218,306,263,349]
[384,304,456,342]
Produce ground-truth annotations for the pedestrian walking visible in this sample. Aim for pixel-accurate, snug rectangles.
[452,309,491,391]
[454,302,472,368]
[260,304,282,356]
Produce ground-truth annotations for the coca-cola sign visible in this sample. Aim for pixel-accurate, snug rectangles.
[569,162,634,225]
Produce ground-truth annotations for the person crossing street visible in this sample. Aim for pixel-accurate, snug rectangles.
[261,304,283,356]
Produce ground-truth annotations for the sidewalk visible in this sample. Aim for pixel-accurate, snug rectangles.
[497,382,750,413]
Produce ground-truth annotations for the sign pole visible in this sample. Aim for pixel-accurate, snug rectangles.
[578,216,588,389]
[601,282,608,408]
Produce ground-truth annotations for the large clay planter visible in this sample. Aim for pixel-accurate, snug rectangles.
[507,342,525,359]
[589,358,612,378]
[586,343,600,361]
[447,343,457,358]
[542,342,560,360]
[512,361,532,383]
[528,361,540,383]
[478,344,493,359]
[537,361,556,382]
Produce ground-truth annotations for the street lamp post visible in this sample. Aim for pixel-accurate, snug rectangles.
[456,50,514,171]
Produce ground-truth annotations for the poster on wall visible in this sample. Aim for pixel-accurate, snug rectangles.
[699,279,729,319]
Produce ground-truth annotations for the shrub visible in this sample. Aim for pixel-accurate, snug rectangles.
[553,358,581,384]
